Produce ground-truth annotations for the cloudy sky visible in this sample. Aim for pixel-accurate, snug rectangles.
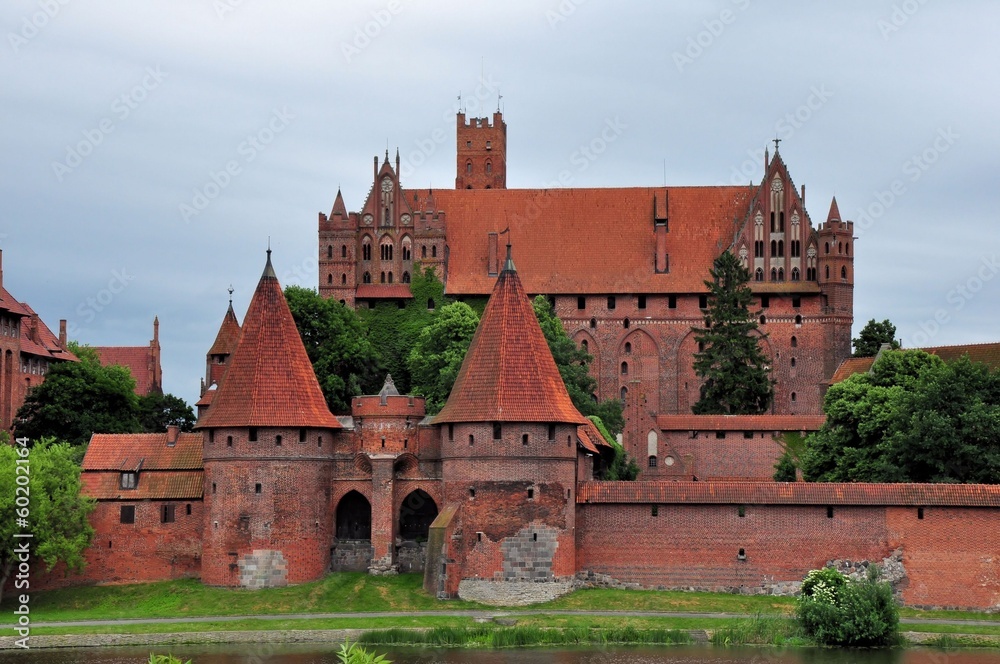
[1,1,997,406]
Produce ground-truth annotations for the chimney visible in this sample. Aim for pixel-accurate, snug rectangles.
[166,425,179,447]
[59,319,67,347]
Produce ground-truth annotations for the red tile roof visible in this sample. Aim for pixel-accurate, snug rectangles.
[0,285,30,316]
[924,342,1000,371]
[656,414,826,431]
[93,346,157,395]
[577,481,1000,507]
[17,302,77,362]
[355,284,414,299]
[196,251,341,429]
[410,186,754,296]
[83,432,203,470]
[577,420,613,455]
[434,259,587,425]
[82,471,203,500]
[207,302,241,356]
[195,384,217,408]
[829,356,876,383]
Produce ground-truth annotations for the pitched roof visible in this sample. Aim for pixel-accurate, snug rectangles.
[830,356,876,383]
[195,383,217,408]
[577,481,1000,507]
[656,414,826,431]
[196,251,341,429]
[355,284,413,299]
[83,432,203,470]
[207,302,241,356]
[93,346,157,395]
[0,285,30,316]
[410,186,754,295]
[17,302,76,362]
[923,342,1000,371]
[434,256,587,425]
[82,471,203,500]
[577,420,614,455]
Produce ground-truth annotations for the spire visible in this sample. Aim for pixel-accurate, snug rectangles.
[262,246,276,279]
[207,294,241,357]
[197,251,340,429]
[153,316,159,342]
[503,242,515,273]
[827,196,842,222]
[331,189,347,217]
[434,265,586,425]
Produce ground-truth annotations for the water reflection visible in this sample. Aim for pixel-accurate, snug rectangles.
[2,645,998,664]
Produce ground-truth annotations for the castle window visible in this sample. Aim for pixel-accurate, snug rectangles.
[845,242,850,256]
[760,296,769,309]
[466,161,472,174]
[327,245,333,259]
[754,240,764,257]
[208,430,215,444]
[770,268,777,281]
[428,298,435,310]
[255,483,262,494]
[638,295,646,309]
[770,211,776,233]
[791,392,797,402]
[651,505,658,516]
[664,253,670,273]
[421,245,427,258]
[589,318,596,329]
[699,295,708,309]
[607,296,616,310]
[486,160,492,173]
[580,339,588,352]
[698,342,704,353]
[432,246,437,258]
[212,483,216,494]
[624,342,632,354]
[778,268,785,282]
[779,211,785,232]
[795,314,803,326]
[402,271,410,283]
[824,242,830,254]
[738,548,747,560]
[760,315,767,325]
[328,274,333,284]
[621,361,628,375]
[527,488,534,499]
[363,240,372,261]
[469,487,475,498]
[522,433,529,445]
[548,423,556,441]
[577,296,586,309]
[807,267,816,281]
[755,268,764,282]
[838,242,842,254]
[826,506,834,518]
[744,431,754,439]
[918,507,924,520]
[778,241,785,258]
[275,435,282,446]
[342,273,347,285]
[448,423,454,441]
[186,504,192,515]
[469,434,475,446]
[342,245,348,258]
[825,266,830,279]
[648,455,657,468]
[363,272,371,284]
[466,140,471,148]
[623,318,630,329]
[771,240,777,256]
[492,422,501,440]
[388,272,394,283]
[120,472,137,490]
[791,357,797,368]
[249,427,258,442]
[738,505,746,517]
[841,266,848,280]
[380,271,386,284]
[161,504,175,524]
[620,386,628,404]
[791,268,800,282]
[486,140,492,150]
[668,294,677,309]
[716,431,726,439]
[120,506,135,524]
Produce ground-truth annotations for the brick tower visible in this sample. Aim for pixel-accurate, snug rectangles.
[427,246,586,601]
[196,250,342,587]
[201,296,241,395]
[455,111,506,189]
[817,198,855,378]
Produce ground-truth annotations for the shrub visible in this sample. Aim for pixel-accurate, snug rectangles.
[796,567,899,647]
[148,655,191,664]
[338,640,391,664]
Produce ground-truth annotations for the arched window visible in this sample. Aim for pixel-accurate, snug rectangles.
[327,274,333,284]
[427,298,435,310]
[380,271,386,284]
[760,315,767,325]
[623,317,630,329]
[380,240,393,261]
[421,245,427,258]
[388,271,394,284]
[771,268,778,281]
[327,245,333,259]
[795,314,802,326]
[342,245,348,258]
[791,392,797,402]
[824,242,830,254]
[590,318,597,329]
[401,237,412,261]
[779,211,785,232]
[770,211,776,233]
[838,242,843,254]
[621,361,628,375]
[841,266,848,279]
[807,267,817,281]
[362,238,372,261]
[825,265,830,279]
[624,342,632,354]
[342,273,347,285]
[648,456,657,468]
[791,268,800,281]
[363,272,371,284]
[777,240,784,257]
[335,491,372,540]
[432,246,437,258]
[466,161,472,174]
[486,160,492,174]
[771,240,777,256]
[755,268,764,282]
[620,386,628,404]
[777,268,784,282]
[791,357,797,368]
[754,240,764,257]
[402,271,410,283]
[791,336,798,347]
[845,242,850,256]
[580,339,588,352]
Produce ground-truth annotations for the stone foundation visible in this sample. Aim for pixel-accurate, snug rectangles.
[457,578,575,606]
[237,549,287,588]
[397,540,427,573]
[330,540,372,572]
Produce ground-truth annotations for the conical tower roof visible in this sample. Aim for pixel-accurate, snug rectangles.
[197,250,341,429]
[435,250,587,425]
[827,196,842,222]
[207,301,241,356]
[331,188,347,217]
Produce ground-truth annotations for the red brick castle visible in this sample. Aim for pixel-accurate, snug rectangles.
[60,112,1000,610]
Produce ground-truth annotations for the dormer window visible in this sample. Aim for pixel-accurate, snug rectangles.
[120,472,137,490]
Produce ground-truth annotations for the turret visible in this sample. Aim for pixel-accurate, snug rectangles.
[817,197,855,377]
[455,111,506,190]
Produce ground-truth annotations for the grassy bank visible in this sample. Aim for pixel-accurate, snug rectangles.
[357,625,692,648]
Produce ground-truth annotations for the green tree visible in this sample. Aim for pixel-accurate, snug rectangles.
[802,349,1000,483]
[692,251,774,414]
[772,431,806,481]
[16,344,141,446]
[532,296,625,435]
[285,285,383,413]
[0,437,95,604]
[853,318,900,357]
[407,301,481,413]
[137,392,196,432]
[589,415,638,481]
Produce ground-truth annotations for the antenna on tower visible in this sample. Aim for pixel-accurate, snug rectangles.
[457,92,462,114]
[497,89,502,113]
[228,284,234,304]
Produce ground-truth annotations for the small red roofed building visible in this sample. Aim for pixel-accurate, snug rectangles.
[0,249,77,433]
[93,317,163,395]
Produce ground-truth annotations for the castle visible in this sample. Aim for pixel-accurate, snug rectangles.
[47,111,1000,610]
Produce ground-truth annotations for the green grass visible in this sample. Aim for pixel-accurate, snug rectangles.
[9,573,481,622]
[900,606,1000,622]
[356,625,692,647]
[536,587,796,615]
[708,613,805,646]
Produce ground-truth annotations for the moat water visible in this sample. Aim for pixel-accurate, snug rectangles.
[5,644,1000,664]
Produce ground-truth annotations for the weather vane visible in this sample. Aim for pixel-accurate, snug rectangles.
[773,136,782,152]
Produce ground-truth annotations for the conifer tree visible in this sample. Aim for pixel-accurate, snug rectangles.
[692,251,774,414]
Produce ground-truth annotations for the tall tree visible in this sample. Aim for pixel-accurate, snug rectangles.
[16,345,141,446]
[692,251,774,414]
[852,318,900,357]
[137,392,196,432]
[406,301,480,413]
[532,295,624,435]
[0,437,95,604]
[285,285,383,414]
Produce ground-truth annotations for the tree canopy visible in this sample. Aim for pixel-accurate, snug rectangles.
[692,251,774,414]
[532,296,624,435]
[852,318,900,357]
[802,349,1000,483]
[406,301,481,414]
[0,437,95,604]
[285,285,383,413]
[137,392,196,432]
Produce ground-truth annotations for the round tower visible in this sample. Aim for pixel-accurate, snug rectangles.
[195,250,342,587]
[817,198,855,376]
[430,247,586,602]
